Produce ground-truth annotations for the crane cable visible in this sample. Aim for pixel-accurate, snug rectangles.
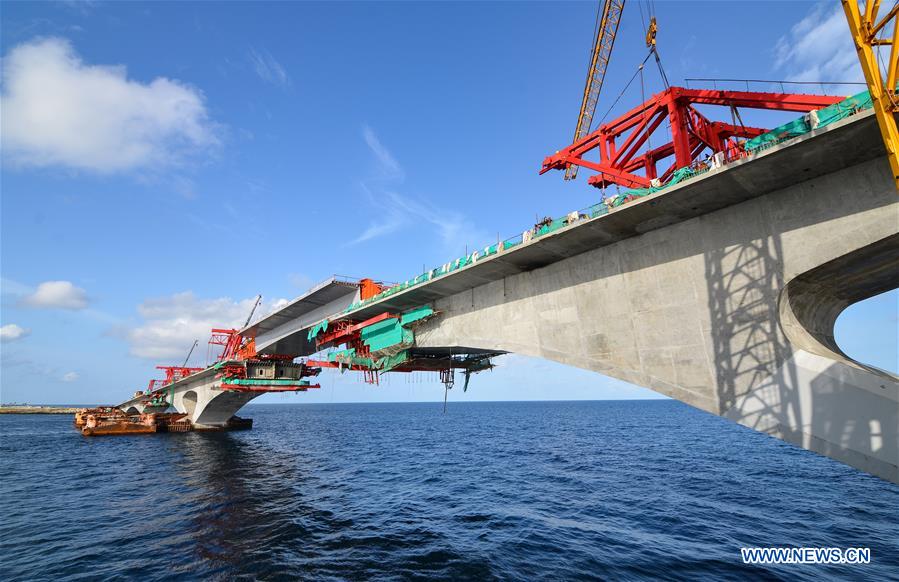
[640,56,649,152]
[595,49,655,128]
[653,46,670,89]
[575,1,673,167]
[638,0,668,88]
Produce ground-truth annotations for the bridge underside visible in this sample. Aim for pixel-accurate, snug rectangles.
[415,154,898,483]
[120,111,898,483]
[236,112,898,482]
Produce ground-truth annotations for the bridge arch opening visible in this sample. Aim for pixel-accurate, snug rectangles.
[182,391,198,417]
[125,406,139,415]
[779,234,898,377]
[835,289,898,375]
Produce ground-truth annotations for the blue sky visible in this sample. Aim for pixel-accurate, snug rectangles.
[1,1,895,405]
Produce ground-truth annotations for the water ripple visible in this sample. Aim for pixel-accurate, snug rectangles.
[1,401,897,580]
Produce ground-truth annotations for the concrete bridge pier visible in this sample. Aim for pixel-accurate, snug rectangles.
[415,156,899,483]
[170,378,262,428]
[119,375,262,428]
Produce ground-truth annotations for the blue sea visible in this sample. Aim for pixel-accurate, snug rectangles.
[1,400,897,581]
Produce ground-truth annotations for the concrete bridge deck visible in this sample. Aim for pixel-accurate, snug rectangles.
[247,109,890,357]
[124,108,899,483]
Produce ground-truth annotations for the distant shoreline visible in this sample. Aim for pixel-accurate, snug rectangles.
[0,406,81,414]
[0,400,672,413]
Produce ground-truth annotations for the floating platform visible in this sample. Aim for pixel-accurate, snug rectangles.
[75,409,252,436]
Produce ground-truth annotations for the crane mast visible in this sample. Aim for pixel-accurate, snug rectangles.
[181,339,199,367]
[243,294,263,328]
[566,0,626,180]
[841,0,899,190]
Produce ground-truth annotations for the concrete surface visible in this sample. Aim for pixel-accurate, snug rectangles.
[260,110,889,336]
[413,135,899,482]
[118,109,899,482]
[118,366,263,428]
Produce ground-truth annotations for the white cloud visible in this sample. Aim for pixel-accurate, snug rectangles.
[774,4,863,84]
[0,324,30,343]
[1,37,219,173]
[124,292,288,361]
[248,47,290,88]
[348,216,406,245]
[362,125,404,180]
[350,126,487,252]
[22,281,89,310]
[62,371,79,382]
[349,188,486,251]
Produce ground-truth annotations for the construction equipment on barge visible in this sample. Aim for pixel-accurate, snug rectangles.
[95,276,500,436]
[75,409,251,436]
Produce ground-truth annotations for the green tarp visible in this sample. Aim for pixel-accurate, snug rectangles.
[329,348,376,370]
[745,89,874,153]
[324,344,410,373]
[400,306,434,326]
[307,319,329,341]
[360,318,412,352]
[743,116,811,152]
[535,217,568,237]
[224,378,314,387]
[815,89,873,126]
[378,350,410,372]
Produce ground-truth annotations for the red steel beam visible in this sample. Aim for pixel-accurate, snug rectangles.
[315,312,398,347]
[541,86,844,191]
[673,87,842,111]
[306,359,374,372]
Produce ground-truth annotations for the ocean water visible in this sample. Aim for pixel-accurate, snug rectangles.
[1,400,897,581]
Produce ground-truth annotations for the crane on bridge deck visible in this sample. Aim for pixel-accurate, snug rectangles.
[544,1,847,192]
[565,0,627,181]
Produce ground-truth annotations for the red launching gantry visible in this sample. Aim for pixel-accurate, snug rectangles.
[206,327,322,393]
[134,296,324,409]
[298,278,495,389]
[203,294,323,393]
[541,87,843,190]
[307,311,399,385]
[138,366,205,407]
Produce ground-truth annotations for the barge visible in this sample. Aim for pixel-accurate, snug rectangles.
[75,408,252,436]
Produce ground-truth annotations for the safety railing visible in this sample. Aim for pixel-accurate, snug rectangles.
[341,166,724,313]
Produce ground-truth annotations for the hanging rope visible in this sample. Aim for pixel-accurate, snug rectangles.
[596,49,655,128]
[640,58,651,153]
[653,47,670,89]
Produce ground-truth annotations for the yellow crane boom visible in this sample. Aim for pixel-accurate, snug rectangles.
[566,0,626,180]
[842,0,899,190]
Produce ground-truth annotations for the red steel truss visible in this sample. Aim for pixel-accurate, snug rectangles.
[156,366,204,384]
[540,87,844,190]
[209,328,243,362]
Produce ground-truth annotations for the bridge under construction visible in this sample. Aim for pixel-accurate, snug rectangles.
[76,2,899,484]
